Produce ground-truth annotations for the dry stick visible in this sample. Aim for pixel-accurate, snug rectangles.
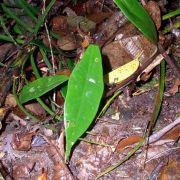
[149,116,180,144]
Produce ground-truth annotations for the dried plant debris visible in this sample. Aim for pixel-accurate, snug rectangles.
[0,0,179,179]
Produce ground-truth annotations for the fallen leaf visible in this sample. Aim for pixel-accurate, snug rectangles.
[25,102,46,116]
[12,132,35,151]
[57,34,77,51]
[52,16,68,36]
[116,135,144,153]
[87,12,113,24]
[161,125,180,142]
[102,23,157,71]
[104,54,140,85]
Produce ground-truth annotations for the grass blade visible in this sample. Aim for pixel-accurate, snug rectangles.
[1,4,34,33]
[16,0,38,22]
[34,0,56,35]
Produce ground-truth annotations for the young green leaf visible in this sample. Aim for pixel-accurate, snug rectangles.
[64,45,104,160]
[19,75,68,104]
[114,0,158,44]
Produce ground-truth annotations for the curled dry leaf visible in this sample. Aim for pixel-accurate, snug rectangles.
[12,132,35,151]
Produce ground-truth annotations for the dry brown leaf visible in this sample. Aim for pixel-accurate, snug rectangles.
[25,103,46,117]
[87,12,113,24]
[51,16,68,36]
[57,34,77,51]
[116,135,144,153]
[159,160,180,180]
[102,22,157,71]
[161,125,180,142]
[56,69,71,77]
[12,132,35,151]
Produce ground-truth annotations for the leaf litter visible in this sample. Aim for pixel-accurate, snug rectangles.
[0,0,180,179]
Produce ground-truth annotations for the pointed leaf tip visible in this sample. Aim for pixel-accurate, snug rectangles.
[64,45,104,160]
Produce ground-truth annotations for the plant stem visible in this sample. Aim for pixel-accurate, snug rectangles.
[162,9,180,20]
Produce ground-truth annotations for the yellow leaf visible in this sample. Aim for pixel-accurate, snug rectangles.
[104,53,142,85]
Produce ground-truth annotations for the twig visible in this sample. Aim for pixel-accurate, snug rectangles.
[149,116,180,144]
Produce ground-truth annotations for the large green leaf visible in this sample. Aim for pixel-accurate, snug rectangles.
[114,0,158,44]
[64,45,104,160]
[19,75,68,103]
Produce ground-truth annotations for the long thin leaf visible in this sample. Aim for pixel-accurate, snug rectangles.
[16,0,38,22]
[1,4,34,33]
[114,0,157,44]
[0,16,17,44]
[19,75,68,104]
[64,45,104,160]
[34,0,56,35]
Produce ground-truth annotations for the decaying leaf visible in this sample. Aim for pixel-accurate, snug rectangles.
[102,23,157,71]
[116,135,144,153]
[57,34,77,51]
[104,55,140,85]
[67,16,96,33]
[12,132,35,151]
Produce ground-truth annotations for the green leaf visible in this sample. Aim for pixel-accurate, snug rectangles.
[114,0,158,44]
[16,0,38,23]
[1,3,34,33]
[19,75,68,104]
[64,45,104,160]
[34,0,56,35]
